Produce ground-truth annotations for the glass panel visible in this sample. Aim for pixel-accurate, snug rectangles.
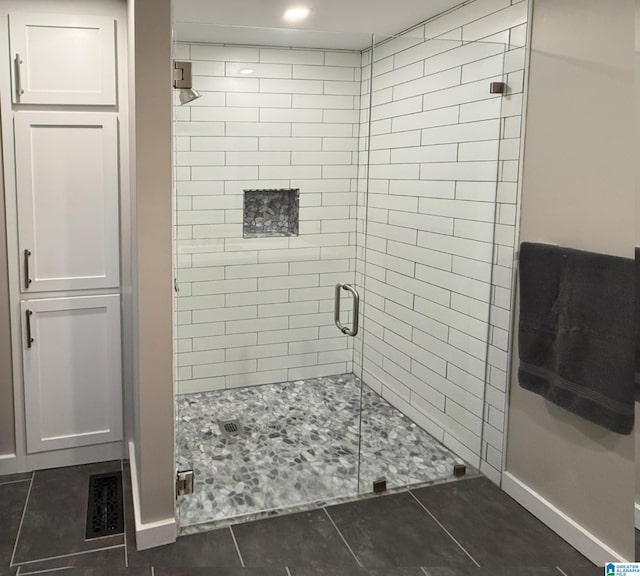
[172,21,374,531]
[355,27,507,494]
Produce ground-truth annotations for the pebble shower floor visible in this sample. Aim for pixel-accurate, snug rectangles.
[175,373,466,531]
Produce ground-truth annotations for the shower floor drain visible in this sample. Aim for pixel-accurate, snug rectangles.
[219,419,243,436]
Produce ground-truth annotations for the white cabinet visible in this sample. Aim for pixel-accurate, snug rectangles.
[2,5,126,468]
[21,295,123,453]
[15,112,120,292]
[9,13,116,106]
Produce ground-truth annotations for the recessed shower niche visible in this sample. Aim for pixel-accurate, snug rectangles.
[243,188,299,238]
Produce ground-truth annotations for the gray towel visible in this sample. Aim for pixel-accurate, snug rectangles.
[636,247,640,400]
[518,242,634,434]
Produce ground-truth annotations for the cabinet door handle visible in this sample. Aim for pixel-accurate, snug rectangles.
[24,249,31,289]
[15,54,24,98]
[26,310,33,348]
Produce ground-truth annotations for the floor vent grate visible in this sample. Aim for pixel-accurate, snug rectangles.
[85,471,124,540]
[219,419,243,436]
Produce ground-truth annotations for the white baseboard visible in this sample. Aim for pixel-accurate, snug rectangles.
[635,501,640,530]
[502,471,630,565]
[128,441,177,550]
[0,443,124,476]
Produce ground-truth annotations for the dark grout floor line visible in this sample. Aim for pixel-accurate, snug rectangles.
[9,473,34,567]
[12,544,126,568]
[228,526,245,567]
[408,490,481,568]
[322,506,364,568]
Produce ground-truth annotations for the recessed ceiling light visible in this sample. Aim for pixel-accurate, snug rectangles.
[283,6,310,22]
[239,69,254,75]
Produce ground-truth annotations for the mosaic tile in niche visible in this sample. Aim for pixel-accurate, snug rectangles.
[243,188,299,238]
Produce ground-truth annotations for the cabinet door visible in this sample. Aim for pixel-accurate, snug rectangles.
[9,13,116,106]
[21,295,123,453]
[15,112,120,292]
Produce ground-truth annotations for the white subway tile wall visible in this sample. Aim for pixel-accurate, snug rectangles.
[353,0,527,481]
[174,0,527,485]
[174,45,361,395]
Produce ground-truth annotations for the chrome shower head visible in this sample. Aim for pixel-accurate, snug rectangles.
[178,87,202,105]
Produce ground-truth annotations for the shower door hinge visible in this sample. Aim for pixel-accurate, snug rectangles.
[176,469,194,497]
[173,61,193,89]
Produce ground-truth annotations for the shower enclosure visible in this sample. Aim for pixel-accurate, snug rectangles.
[172,16,508,532]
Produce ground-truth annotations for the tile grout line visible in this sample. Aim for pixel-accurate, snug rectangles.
[322,507,363,568]
[9,472,34,567]
[19,567,73,575]
[228,526,246,567]
[408,490,481,568]
[555,567,569,576]
[12,544,126,567]
[0,478,32,486]
[121,459,129,568]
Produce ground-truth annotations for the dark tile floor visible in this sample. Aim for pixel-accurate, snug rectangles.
[0,461,600,575]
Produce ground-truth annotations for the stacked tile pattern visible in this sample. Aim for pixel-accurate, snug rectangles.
[173,45,362,394]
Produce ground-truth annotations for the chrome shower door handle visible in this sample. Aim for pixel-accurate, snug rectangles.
[334,283,360,337]
[346,284,360,336]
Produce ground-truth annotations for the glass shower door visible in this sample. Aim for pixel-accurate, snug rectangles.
[354,29,508,494]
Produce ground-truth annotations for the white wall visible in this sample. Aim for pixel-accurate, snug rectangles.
[505,0,634,561]
[129,0,177,542]
[353,0,527,473]
[173,44,362,393]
